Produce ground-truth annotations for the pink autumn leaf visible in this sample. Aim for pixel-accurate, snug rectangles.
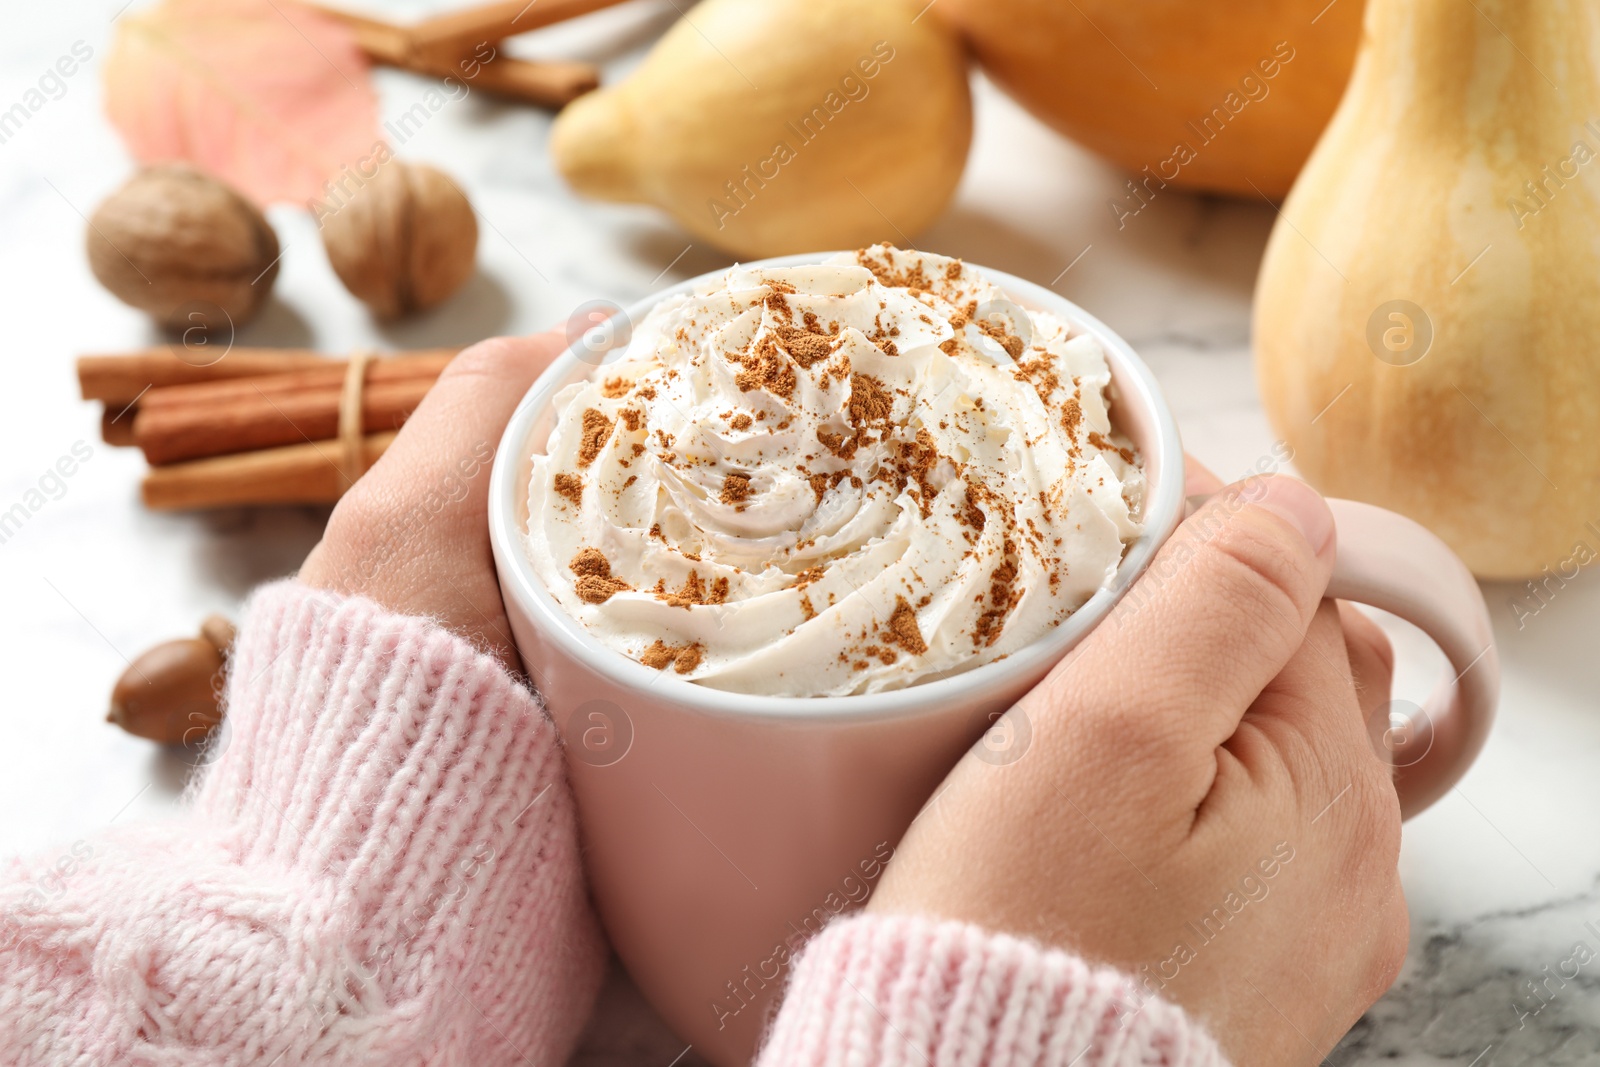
[104,0,383,207]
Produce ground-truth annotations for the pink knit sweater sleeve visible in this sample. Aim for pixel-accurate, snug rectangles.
[0,581,606,1066]
[758,914,1229,1067]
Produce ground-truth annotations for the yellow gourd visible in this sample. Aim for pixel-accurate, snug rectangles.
[936,0,1365,198]
[1254,0,1600,579]
[550,0,971,258]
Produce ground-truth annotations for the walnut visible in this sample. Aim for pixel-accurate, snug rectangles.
[86,165,280,330]
[319,161,478,319]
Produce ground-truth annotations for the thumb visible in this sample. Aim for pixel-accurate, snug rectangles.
[1058,475,1337,752]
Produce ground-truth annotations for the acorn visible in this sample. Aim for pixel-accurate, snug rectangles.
[108,614,234,746]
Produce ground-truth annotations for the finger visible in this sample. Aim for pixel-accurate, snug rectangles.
[1338,602,1395,728]
[1202,602,1362,833]
[1185,454,1225,498]
[361,330,566,512]
[1237,602,1399,815]
[1063,475,1337,754]
[1250,600,1361,746]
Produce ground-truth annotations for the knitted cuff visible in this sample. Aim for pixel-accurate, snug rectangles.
[2,580,604,1066]
[194,581,573,941]
[758,913,1228,1067]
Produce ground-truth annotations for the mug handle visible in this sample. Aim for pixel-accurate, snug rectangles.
[1323,498,1500,819]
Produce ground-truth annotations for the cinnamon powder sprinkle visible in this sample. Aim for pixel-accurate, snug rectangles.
[721,472,752,506]
[733,336,798,398]
[973,542,1021,648]
[575,575,628,604]
[764,281,797,323]
[856,248,933,291]
[791,565,825,589]
[1060,397,1083,437]
[570,547,610,577]
[730,413,752,431]
[774,325,835,368]
[886,596,928,656]
[659,570,730,608]
[641,640,703,674]
[960,481,988,532]
[1088,430,1136,464]
[896,429,941,517]
[553,473,583,505]
[979,320,1025,359]
[578,409,613,467]
[809,469,852,500]
[1012,354,1062,407]
[847,373,894,425]
[817,428,857,461]
[601,377,630,398]
[619,408,643,432]
[571,548,633,604]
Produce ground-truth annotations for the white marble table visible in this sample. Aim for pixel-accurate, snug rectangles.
[3,3,1597,1064]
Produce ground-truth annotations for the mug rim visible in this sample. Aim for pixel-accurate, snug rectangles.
[488,252,1186,723]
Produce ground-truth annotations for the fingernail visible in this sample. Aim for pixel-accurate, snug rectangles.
[1251,476,1335,555]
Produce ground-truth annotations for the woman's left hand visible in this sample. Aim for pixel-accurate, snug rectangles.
[299,331,566,671]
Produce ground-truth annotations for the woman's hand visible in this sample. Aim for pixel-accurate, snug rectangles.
[868,461,1405,1067]
[299,331,567,671]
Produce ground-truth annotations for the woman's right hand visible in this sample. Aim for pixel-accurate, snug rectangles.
[868,465,1406,1067]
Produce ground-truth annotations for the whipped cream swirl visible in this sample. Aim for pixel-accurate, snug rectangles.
[525,246,1143,696]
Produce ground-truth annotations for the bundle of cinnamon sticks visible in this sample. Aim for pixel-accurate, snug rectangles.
[79,347,458,510]
[309,0,632,108]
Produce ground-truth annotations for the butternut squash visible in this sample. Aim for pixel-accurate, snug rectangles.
[1254,0,1600,579]
[550,0,971,258]
[936,0,1364,198]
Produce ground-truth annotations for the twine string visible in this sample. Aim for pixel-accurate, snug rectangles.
[338,349,376,490]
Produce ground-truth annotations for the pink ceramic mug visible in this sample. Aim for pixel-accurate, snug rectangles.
[488,255,1498,1067]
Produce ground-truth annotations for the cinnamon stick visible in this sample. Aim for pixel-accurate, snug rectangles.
[136,353,452,412]
[436,53,597,107]
[77,347,460,405]
[308,3,601,107]
[142,433,398,511]
[136,379,432,465]
[408,0,632,56]
[101,407,138,447]
[132,353,450,465]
